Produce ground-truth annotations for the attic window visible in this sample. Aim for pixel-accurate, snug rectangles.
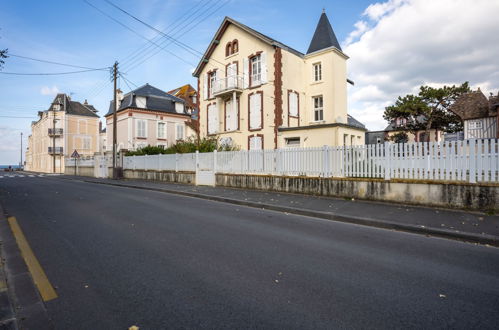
[175,102,185,114]
[136,96,146,108]
[225,39,239,57]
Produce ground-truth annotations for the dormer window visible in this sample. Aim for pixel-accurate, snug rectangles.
[136,96,146,108]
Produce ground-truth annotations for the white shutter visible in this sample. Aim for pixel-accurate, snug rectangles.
[208,104,218,134]
[226,99,238,131]
[243,58,249,89]
[203,74,208,100]
[289,92,298,117]
[249,93,262,130]
[260,52,267,84]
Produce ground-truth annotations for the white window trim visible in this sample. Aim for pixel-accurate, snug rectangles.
[136,119,147,138]
[313,62,322,82]
[157,121,166,139]
[250,54,262,87]
[312,95,324,122]
[175,123,185,140]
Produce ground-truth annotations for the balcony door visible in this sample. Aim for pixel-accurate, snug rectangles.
[227,63,237,89]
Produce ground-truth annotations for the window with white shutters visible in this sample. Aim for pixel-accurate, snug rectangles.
[136,119,147,138]
[209,71,217,98]
[289,92,298,117]
[225,99,238,131]
[207,103,218,135]
[249,135,263,150]
[250,55,262,86]
[249,93,262,130]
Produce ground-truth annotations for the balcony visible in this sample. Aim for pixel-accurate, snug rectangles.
[48,128,63,136]
[48,147,63,154]
[212,76,244,97]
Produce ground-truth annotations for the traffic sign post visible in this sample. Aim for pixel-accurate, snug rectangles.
[71,150,80,176]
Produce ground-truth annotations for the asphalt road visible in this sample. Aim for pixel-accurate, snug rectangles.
[0,175,498,329]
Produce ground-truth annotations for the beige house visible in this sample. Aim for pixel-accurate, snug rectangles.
[25,94,100,173]
[193,12,366,150]
[105,84,195,152]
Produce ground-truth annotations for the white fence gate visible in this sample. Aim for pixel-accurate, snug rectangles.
[196,151,216,186]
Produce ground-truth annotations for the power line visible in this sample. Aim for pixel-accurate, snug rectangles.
[124,0,230,73]
[7,53,109,70]
[82,0,196,67]
[0,115,37,118]
[0,68,108,76]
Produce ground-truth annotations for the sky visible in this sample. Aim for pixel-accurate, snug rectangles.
[0,0,498,164]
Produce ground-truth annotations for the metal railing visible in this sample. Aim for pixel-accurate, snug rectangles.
[48,147,63,154]
[48,128,63,136]
[212,76,244,96]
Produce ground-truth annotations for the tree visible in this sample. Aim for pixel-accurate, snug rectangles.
[0,48,7,69]
[389,131,409,143]
[383,82,470,142]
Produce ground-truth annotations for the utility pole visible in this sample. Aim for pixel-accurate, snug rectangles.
[20,132,23,169]
[112,61,118,179]
[52,101,57,173]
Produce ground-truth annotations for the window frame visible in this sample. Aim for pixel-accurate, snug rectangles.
[313,62,322,82]
[313,95,324,122]
[250,54,262,86]
[175,123,185,141]
[157,121,166,139]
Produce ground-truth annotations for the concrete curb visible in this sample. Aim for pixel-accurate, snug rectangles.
[71,178,499,248]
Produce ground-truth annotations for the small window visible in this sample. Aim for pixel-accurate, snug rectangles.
[157,122,166,139]
[157,144,166,149]
[225,42,232,57]
[136,96,146,108]
[175,102,184,114]
[232,40,238,53]
[313,96,323,121]
[176,123,185,141]
[313,63,322,82]
[285,137,300,148]
[468,120,482,129]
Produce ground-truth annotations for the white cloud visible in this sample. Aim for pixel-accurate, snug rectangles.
[40,85,60,96]
[345,0,499,130]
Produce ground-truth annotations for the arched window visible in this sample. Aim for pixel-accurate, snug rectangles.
[232,40,238,54]
[225,42,232,57]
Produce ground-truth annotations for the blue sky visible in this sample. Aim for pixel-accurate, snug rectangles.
[1,0,498,164]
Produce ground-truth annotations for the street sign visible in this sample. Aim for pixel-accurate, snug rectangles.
[71,150,80,158]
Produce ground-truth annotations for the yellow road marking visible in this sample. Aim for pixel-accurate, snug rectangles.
[7,216,58,301]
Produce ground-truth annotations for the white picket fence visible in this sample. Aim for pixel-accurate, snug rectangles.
[122,140,499,184]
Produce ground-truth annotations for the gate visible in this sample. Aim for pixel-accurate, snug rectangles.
[94,155,109,178]
[195,151,215,186]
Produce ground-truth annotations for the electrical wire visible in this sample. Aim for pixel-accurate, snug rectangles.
[7,53,109,70]
[0,68,108,76]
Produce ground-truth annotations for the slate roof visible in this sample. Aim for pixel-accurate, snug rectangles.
[307,12,342,54]
[49,94,99,118]
[105,83,188,117]
[347,114,366,129]
[450,90,498,120]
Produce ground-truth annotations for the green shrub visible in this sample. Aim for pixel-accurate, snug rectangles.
[124,137,239,156]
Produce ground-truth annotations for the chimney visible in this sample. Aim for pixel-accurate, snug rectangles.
[116,89,124,108]
[84,99,88,105]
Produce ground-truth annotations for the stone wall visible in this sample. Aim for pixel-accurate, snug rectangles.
[64,166,94,177]
[216,174,498,211]
[124,169,195,184]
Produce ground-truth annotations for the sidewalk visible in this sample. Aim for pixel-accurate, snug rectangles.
[63,176,499,247]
